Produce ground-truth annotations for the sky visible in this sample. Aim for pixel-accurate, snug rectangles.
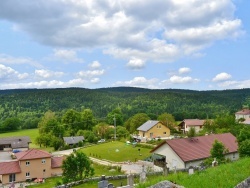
[0,0,249,91]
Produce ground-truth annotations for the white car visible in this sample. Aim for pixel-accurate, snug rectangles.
[98,139,105,143]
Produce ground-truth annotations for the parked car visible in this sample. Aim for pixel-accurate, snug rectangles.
[98,139,105,143]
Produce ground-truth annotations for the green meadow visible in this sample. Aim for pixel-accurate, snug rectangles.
[81,141,152,162]
[137,157,250,188]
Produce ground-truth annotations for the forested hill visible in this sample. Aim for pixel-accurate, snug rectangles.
[0,87,250,123]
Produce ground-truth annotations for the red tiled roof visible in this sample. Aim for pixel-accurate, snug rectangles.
[184,119,205,126]
[51,156,64,168]
[235,109,250,115]
[151,133,238,162]
[0,161,21,175]
[15,149,52,160]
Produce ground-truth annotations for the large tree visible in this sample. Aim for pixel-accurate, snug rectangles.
[124,113,150,133]
[81,108,95,130]
[62,109,81,135]
[210,139,228,163]
[106,108,124,126]
[62,150,94,183]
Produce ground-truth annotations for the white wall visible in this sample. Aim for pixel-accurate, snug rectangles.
[153,143,185,170]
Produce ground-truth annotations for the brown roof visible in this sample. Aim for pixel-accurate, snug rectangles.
[235,109,250,115]
[15,149,52,160]
[51,156,64,168]
[0,136,31,149]
[0,161,21,175]
[183,119,205,126]
[151,133,238,162]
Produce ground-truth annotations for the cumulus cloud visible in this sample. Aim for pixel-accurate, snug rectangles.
[0,64,29,82]
[114,76,158,88]
[89,61,101,69]
[179,67,191,74]
[35,69,64,79]
[169,75,200,84]
[126,58,145,70]
[212,72,232,82]
[77,69,105,78]
[53,49,83,63]
[0,78,87,90]
[0,0,243,62]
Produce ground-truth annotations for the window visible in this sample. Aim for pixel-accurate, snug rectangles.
[159,125,161,128]
[26,161,30,166]
[163,132,166,135]
[42,159,46,164]
[9,174,16,182]
[26,172,30,177]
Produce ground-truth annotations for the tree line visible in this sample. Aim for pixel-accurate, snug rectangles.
[1,87,250,130]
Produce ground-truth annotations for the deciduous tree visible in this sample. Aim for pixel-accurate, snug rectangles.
[62,151,94,183]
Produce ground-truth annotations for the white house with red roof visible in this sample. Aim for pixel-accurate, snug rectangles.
[0,149,64,185]
[178,119,205,134]
[235,108,250,120]
[151,133,238,170]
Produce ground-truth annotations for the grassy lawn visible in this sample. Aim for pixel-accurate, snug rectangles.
[136,157,250,188]
[0,129,53,151]
[81,141,152,162]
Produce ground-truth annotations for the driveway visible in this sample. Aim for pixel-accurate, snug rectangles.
[0,151,13,162]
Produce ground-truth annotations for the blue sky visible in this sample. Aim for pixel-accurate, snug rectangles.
[0,0,249,90]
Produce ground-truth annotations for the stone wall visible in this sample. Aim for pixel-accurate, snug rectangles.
[234,177,250,188]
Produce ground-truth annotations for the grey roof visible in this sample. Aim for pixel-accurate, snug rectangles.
[137,120,159,131]
[63,136,84,145]
[0,136,31,149]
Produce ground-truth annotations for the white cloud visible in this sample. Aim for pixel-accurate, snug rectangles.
[90,78,100,84]
[0,54,42,68]
[77,69,105,78]
[35,69,64,79]
[53,49,83,63]
[0,64,29,82]
[179,67,191,74]
[89,61,101,69]
[126,58,145,70]
[212,72,232,82]
[0,78,87,90]
[169,75,200,84]
[114,77,158,88]
[0,0,243,63]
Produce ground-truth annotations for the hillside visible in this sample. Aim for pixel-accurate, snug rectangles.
[0,87,250,124]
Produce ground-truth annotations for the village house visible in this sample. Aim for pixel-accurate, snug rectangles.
[151,133,238,170]
[178,119,205,134]
[0,136,31,151]
[235,108,250,120]
[63,136,84,147]
[137,120,170,142]
[0,149,64,185]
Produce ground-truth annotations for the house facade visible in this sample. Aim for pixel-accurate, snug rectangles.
[151,133,238,170]
[0,149,64,185]
[178,119,205,134]
[137,120,170,142]
[0,136,31,151]
[235,109,250,120]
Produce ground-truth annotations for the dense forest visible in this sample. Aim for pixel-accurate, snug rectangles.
[0,87,249,127]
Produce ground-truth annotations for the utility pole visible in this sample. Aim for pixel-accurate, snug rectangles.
[114,115,116,141]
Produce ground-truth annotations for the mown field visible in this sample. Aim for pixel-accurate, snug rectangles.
[81,141,152,162]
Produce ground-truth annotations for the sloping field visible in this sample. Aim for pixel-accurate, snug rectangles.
[81,141,152,162]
